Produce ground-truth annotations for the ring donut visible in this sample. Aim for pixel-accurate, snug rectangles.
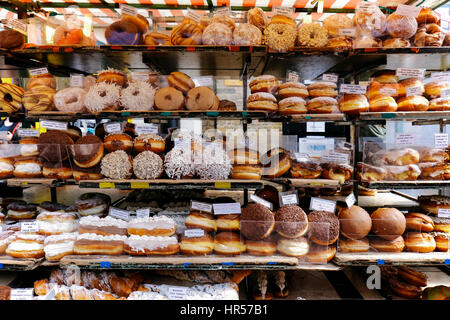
[171,18,203,45]
[54,87,87,113]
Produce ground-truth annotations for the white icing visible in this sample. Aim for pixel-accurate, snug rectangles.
[125,235,177,252]
[44,232,79,245]
[0,162,13,172]
[44,242,74,256]
[37,211,77,220]
[14,163,41,173]
[80,215,128,228]
[38,221,78,234]
[8,241,43,251]
[20,144,38,155]
[76,233,127,241]
[85,82,121,113]
[120,81,156,111]
[127,216,175,231]
[15,233,45,242]
[78,205,107,215]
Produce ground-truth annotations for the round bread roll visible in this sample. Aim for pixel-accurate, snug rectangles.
[371,207,406,241]
[338,206,372,240]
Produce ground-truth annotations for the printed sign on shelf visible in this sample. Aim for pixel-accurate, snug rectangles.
[279,191,299,206]
[340,84,367,95]
[70,74,84,87]
[250,194,273,210]
[396,68,425,79]
[434,133,448,149]
[345,193,356,207]
[135,208,150,218]
[184,229,205,238]
[309,197,336,213]
[167,286,187,300]
[191,201,213,213]
[395,133,415,146]
[307,122,325,133]
[395,4,421,18]
[21,221,39,233]
[120,4,138,16]
[104,122,122,134]
[213,203,242,215]
[109,208,130,221]
[322,73,339,82]
[39,120,68,131]
[28,67,48,76]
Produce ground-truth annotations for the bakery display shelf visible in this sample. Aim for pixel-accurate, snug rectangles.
[353,47,450,55]
[283,178,340,189]
[358,111,450,123]
[26,110,270,121]
[77,179,280,190]
[58,254,300,270]
[6,178,77,188]
[334,252,450,266]
[282,113,347,123]
[0,256,43,271]
[360,180,450,190]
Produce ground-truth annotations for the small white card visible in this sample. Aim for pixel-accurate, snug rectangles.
[131,72,149,81]
[186,8,202,23]
[395,133,415,146]
[17,129,39,137]
[10,288,34,300]
[184,229,205,238]
[109,208,130,221]
[104,122,122,134]
[8,19,27,35]
[135,124,159,134]
[434,133,448,148]
[309,197,336,213]
[21,222,39,233]
[120,4,138,16]
[39,120,68,131]
[272,6,294,17]
[250,194,273,210]
[322,73,339,83]
[441,88,450,98]
[191,201,212,213]
[379,87,397,96]
[213,203,242,215]
[136,208,150,218]
[167,286,187,300]
[395,4,421,18]
[431,72,450,82]
[279,191,299,206]
[340,84,367,95]
[28,67,48,76]
[43,287,56,300]
[338,28,356,37]
[215,6,232,16]
[438,208,450,218]
[396,68,425,79]
[321,151,349,164]
[406,86,422,97]
[307,122,325,133]
[287,71,300,83]
[70,74,84,87]
[345,193,356,207]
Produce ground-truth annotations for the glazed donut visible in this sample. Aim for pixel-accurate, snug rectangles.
[406,213,435,232]
[231,164,262,180]
[105,20,142,45]
[171,18,203,45]
[404,232,436,253]
[247,92,278,112]
[338,237,370,253]
[370,235,405,252]
[278,97,307,114]
[417,7,440,25]
[290,161,322,179]
[398,78,424,96]
[121,14,149,34]
[232,23,262,46]
[418,147,449,163]
[278,82,308,99]
[144,32,171,45]
[425,81,450,99]
[356,162,387,181]
[247,8,268,31]
[387,14,418,39]
[432,232,450,251]
[185,86,220,111]
[371,207,406,241]
[134,134,165,153]
[0,29,24,50]
[369,95,398,112]
[321,163,353,184]
[383,38,410,48]
[261,148,292,178]
[54,87,87,113]
[429,97,450,111]
[306,243,337,263]
[418,162,450,180]
[307,82,338,98]
[154,87,185,111]
[385,164,421,181]
[338,94,369,115]
[323,14,354,38]
[168,71,195,94]
[381,148,420,166]
[85,83,121,113]
[23,85,56,112]
[97,68,127,87]
[249,75,280,94]
[27,74,57,90]
[0,83,24,112]
[307,97,339,114]
[120,81,155,111]
[397,95,429,111]
[263,23,297,52]
[297,23,328,48]
[389,279,422,299]
[397,266,428,287]
[104,133,133,153]
[414,24,445,47]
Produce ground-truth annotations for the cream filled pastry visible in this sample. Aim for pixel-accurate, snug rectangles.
[73,233,127,255]
[37,210,78,235]
[78,215,128,236]
[124,235,179,255]
[6,233,45,259]
[127,216,176,237]
[44,232,78,261]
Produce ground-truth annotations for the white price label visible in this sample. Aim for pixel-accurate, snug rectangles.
[345,193,356,207]
[21,221,39,233]
[358,2,377,13]
[309,197,336,213]
[44,287,56,300]
[167,286,187,300]
[8,19,27,35]
[193,76,214,88]
[213,203,242,215]
[250,194,273,210]
[307,122,325,133]
[29,67,48,76]
[379,87,397,96]
[39,120,68,131]
[294,153,311,162]
[395,133,415,146]
[184,228,205,238]
[434,133,448,148]
[395,4,421,18]
[104,122,122,134]
[120,4,138,17]
[10,288,34,300]
[441,88,450,98]
[70,74,84,87]
[191,201,212,213]
[131,72,149,81]
[109,208,130,221]
[174,137,191,149]
[135,124,159,134]
[186,8,202,23]
[18,129,39,137]
[280,191,298,206]
[438,209,450,218]
[338,28,356,37]
[431,72,450,82]
[215,6,232,16]
[396,68,425,79]
[136,208,150,218]
[322,74,339,83]
[272,6,294,17]
[287,71,299,83]
[340,84,367,94]
[321,151,349,164]
[406,86,422,97]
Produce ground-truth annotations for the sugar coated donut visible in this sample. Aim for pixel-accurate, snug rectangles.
[202,23,233,45]
[120,81,155,111]
[54,87,87,113]
[85,82,121,113]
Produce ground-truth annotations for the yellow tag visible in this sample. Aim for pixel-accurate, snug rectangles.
[131,182,149,189]
[309,182,324,186]
[83,15,93,37]
[0,78,11,84]
[39,127,47,134]
[22,182,28,186]
[303,14,312,24]
[215,182,231,189]
[99,182,115,189]
[224,79,243,87]
[127,119,133,124]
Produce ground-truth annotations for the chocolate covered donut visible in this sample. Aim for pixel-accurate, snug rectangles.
[240,203,275,241]
[275,205,308,239]
[308,210,339,246]
[37,131,74,162]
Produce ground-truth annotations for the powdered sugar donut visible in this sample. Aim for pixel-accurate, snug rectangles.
[54,87,87,112]
[120,81,156,111]
[386,13,418,39]
[233,23,262,45]
[164,147,195,179]
[85,82,121,113]
[133,151,163,179]
[202,22,232,45]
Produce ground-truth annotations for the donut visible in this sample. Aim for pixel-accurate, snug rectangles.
[386,13,418,39]
[419,162,450,180]
[321,163,353,184]
[398,78,425,96]
[132,151,164,179]
[307,97,339,114]
[338,94,369,115]
[168,72,195,94]
[240,203,275,241]
[247,92,278,112]
[144,32,171,46]
[274,205,308,238]
[105,20,142,45]
[120,81,155,111]
[42,160,73,179]
[247,8,268,31]
[0,158,13,179]
[308,211,340,245]
[297,23,328,48]
[323,14,354,38]
[327,36,353,52]
[195,146,232,180]
[255,186,281,210]
[338,205,372,240]
[180,233,214,255]
[389,279,422,299]
[218,99,236,111]
[290,161,322,179]
[27,73,56,90]
[371,207,406,241]
[134,134,165,154]
[432,232,450,251]
[214,232,246,255]
[270,15,296,27]
[414,24,445,47]
[54,27,85,46]
[0,83,24,112]
[185,86,219,111]
[249,75,280,94]
[264,23,297,52]
[381,148,420,166]
[261,148,292,178]
[369,95,398,112]
[97,68,127,87]
[38,131,73,162]
[371,70,398,84]
[232,23,262,45]
[229,148,260,165]
[406,213,435,232]
[170,18,203,45]
[383,38,410,48]
[355,35,382,48]
[356,162,387,181]
[71,135,104,169]
[154,87,185,111]
[397,265,428,287]
[23,85,56,112]
[417,7,440,25]
[210,15,236,32]
[100,150,133,179]
[306,243,336,263]
[338,237,370,253]
[104,133,133,153]
[231,164,262,180]
[404,232,436,253]
[216,214,240,232]
[185,211,216,232]
[0,29,24,50]
[245,237,277,256]
[425,81,450,99]
[121,14,149,34]
[386,164,421,181]
[370,235,405,252]
[397,95,429,111]
[163,147,195,179]
[278,82,308,99]
[419,196,450,216]
[277,236,309,258]
[418,147,449,163]
[308,81,338,98]
[278,97,307,114]
[85,83,121,113]
[429,97,450,111]
[54,87,87,113]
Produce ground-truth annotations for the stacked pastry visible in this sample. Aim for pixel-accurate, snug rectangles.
[380,265,429,299]
[23,73,57,112]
